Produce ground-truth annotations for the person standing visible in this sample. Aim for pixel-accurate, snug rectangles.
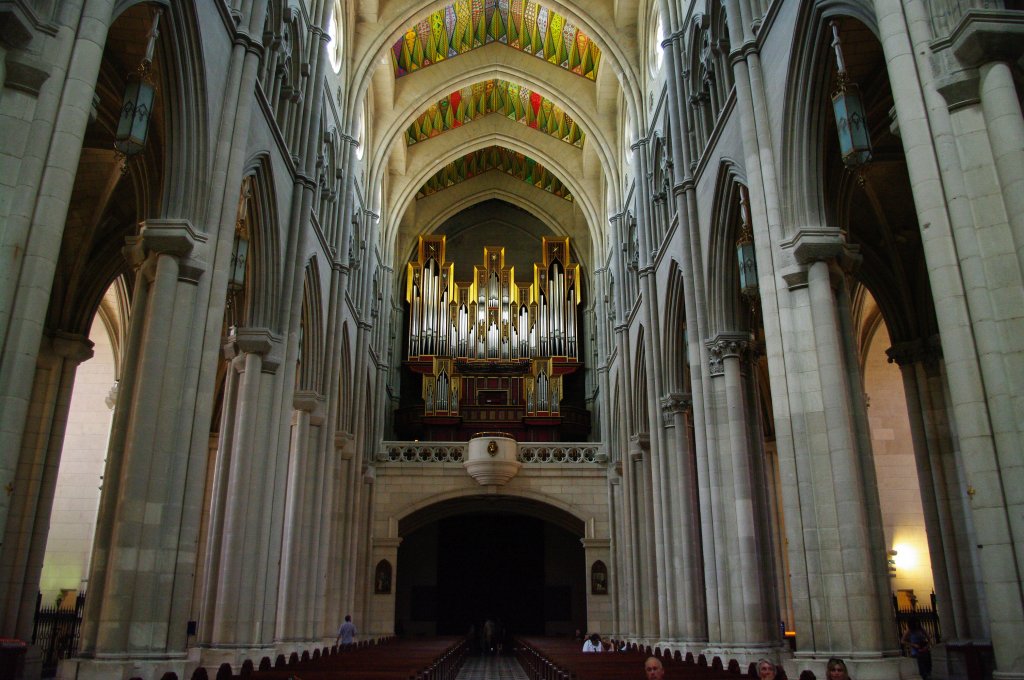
[902,619,932,680]
[336,614,357,648]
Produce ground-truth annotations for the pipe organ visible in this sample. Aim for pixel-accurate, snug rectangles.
[400,235,587,441]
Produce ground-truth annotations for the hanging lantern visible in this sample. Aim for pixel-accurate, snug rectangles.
[829,21,872,169]
[229,231,250,291]
[736,186,758,300]
[114,10,161,161]
[229,179,252,291]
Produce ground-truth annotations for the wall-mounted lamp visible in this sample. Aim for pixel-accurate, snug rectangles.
[829,21,872,170]
[114,9,162,166]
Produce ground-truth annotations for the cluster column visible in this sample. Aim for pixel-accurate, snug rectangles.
[70,221,209,680]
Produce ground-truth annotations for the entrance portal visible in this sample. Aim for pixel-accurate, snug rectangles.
[396,507,585,638]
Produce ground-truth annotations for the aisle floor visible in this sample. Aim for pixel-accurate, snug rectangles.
[454,654,530,680]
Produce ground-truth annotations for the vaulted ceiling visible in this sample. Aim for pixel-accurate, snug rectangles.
[342,0,649,278]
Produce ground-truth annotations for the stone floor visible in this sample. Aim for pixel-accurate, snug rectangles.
[455,654,530,680]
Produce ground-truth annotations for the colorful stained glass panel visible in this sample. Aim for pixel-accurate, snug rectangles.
[415,146,574,201]
[391,1,602,81]
[405,79,585,148]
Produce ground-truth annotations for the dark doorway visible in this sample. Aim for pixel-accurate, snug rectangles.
[396,510,585,638]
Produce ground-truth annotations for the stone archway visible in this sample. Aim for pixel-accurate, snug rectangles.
[395,496,587,640]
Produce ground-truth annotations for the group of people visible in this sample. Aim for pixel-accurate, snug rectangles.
[640,654,852,679]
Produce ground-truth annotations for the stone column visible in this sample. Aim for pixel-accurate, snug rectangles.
[775,234,907,680]
[707,334,775,651]
[0,332,92,652]
[276,391,320,643]
[204,327,283,657]
[660,392,706,644]
[69,221,209,680]
[882,5,1024,675]
[628,434,657,640]
[0,0,113,556]
[887,340,987,665]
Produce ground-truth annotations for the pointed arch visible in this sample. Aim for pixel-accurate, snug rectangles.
[298,257,325,394]
[338,322,353,434]
[707,159,748,335]
[241,155,284,330]
[631,327,648,437]
[662,260,689,395]
[779,0,879,236]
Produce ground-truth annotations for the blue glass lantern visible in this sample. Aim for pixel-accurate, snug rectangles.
[114,10,161,161]
[830,21,872,168]
[736,187,758,300]
[114,67,156,158]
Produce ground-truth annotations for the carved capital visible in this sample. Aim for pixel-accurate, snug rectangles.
[660,392,692,415]
[706,333,751,375]
[49,331,95,365]
[224,327,284,372]
[782,228,861,272]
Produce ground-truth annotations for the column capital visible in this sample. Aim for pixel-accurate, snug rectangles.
[946,12,1024,68]
[628,433,650,460]
[706,332,751,374]
[293,389,324,420]
[886,338,943,368]
[126,219,210,282]
[660,392,692,415]
[224,327,284,371]
[48,331,95,365]
[781,228,861,271]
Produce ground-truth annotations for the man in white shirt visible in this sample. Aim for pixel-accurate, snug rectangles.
[582,633,604,652]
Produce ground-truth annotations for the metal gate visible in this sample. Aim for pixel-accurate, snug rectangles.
[32,592,85,677]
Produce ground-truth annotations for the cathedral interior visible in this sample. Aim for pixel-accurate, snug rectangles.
[1,0,1023,679]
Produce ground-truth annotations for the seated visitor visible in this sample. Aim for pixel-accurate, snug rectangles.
[582,633,604,653]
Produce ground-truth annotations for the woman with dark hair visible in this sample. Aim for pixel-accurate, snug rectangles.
[826,657,851,680]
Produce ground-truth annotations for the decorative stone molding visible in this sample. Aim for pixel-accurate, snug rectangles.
[463,434,520,486]
[376,442,607,465]
[628,433,649,461]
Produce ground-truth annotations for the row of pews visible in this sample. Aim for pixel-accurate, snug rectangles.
[515,637,785,680]
[190,636,468,680]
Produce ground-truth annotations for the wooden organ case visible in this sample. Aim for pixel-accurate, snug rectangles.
[397,235,589,441]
